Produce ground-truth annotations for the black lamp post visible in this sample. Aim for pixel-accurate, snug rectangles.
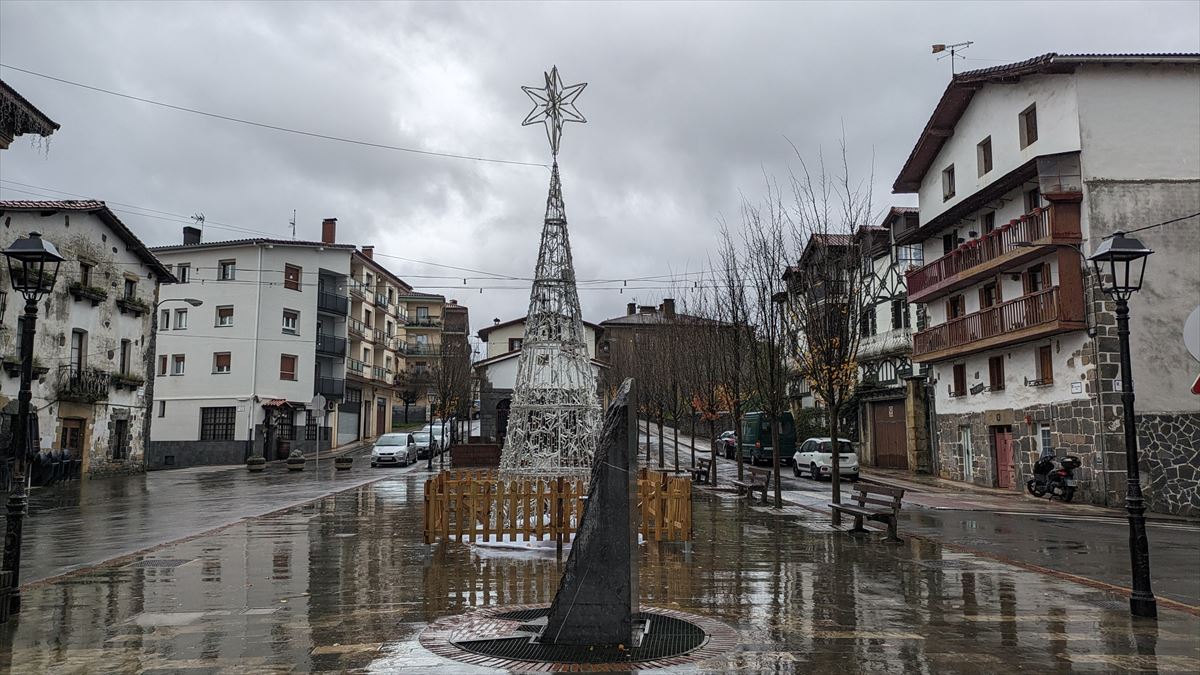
[1088,230,1156,619]
[1,231,64,616]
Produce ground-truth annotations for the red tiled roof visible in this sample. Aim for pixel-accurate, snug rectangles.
[0,199,174,280]
[892,53,1200,193]
[151,237,356,252]
[0,79,60,137]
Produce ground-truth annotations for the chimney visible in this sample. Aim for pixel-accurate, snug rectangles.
[362,245,374,260]
[662,298,676,318]
[639,305,655,314]
[626,302,636,315]
[448,299,458,305]
[183,226,201,245]
[321,218,337,244]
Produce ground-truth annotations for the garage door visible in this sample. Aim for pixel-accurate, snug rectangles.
[871,400,907,470]
[337,404,360,447]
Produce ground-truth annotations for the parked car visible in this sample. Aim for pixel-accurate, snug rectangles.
[793,437,859,480]
[412,431,437,459]
[715,430,737,459]
[740,412,797,465]
[371,433,417,467]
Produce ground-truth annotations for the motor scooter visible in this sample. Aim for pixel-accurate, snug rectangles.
[1027,449,1081,502]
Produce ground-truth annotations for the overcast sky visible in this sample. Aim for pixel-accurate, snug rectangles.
[2,1,1198,333]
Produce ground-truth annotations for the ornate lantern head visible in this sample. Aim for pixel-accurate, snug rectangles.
[4,231,64,302]
[1088,231,1153,301]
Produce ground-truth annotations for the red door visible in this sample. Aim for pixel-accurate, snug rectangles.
[993,426,1014,488]
[871,401,908,470]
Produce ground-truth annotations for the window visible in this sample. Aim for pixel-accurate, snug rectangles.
[942,165,956,201]
[158,355,167,376]
[284,264,301,291]
[157,400,166,417]
[416,306,430,320]
[959,426,974,478]
[891,299,910,330]
[282,309,299,335]
[942,229,959,255]
[878,361,897,383]
[199,407,237,441]
[952,364,967,397]
[172,354,185,375]
[123,277,137,300]
[160,309,170,330]
[946,295,966,320]
[1024,187,1041,213]
[176,263,190,283]
[896,244,923,269]
[1036,345,1054,384]
[1037,423,1053,455]
[981,212,996,234]
[977,136,993,176]
[979,282,1001,309]
[213,352,231,374]
[119,339,131,375]
[859,309,876,337]
[508,337,523,352]
[280,354,297,380]
[70,329,87,372]
[111,418,129,461]
[80,262,92,287]
[173,308,188,330]
[218,260,236,281]
[988,355,1005,391]
[1019,103,1038,148]
[277,408,296,441]
[1024,263,1048,294]
[216,305,234,326]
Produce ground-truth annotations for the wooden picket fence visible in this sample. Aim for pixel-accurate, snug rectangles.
[423,468,692,545]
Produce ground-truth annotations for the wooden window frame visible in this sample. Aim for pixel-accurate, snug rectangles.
[218,259,236,281]
[158,355,168,376]
[942,164,956,201]
[988,355,1005,391]
[175,263,190,283]
[213,352,232,374]
[284,264,302,291]
[1019,103,1038,148]
[280,354,297,381]
[981,212,996,234]
[952,364,967,397]
[1036,344,1054,385]
[977,136,993,176]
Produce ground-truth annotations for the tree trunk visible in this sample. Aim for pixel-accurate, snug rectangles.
[734,403,744,481]
[690,413,696,468]
[772,415,783,509]
[657,408,664,469]
[709,419,718,486]
[673,413,680,471]
[829,408,842,524]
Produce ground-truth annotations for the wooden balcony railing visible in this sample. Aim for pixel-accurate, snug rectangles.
[913,287,1070,361]
[907,207,1057,301]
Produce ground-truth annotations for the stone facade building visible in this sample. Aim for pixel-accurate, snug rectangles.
[0,200,174,477]
[893,53,1200,515]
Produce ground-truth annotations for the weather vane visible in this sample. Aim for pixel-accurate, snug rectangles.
[522,65,587,158]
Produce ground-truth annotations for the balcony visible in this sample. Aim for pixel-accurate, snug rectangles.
[315,333,347,357]
[371,366,395,382]
[317,291,349,315]
[348,318,368,340]
[405,343,441,357]
[347,278,369,299]
[375,293,390,310]
[348,358,368,379]
[912,287,1085,363]
[859,327,912,361]
[373,329,388,346]
[315,376,345,398]
[56,365,111,403]
[405,316,442,329]
[906,204,1081,303]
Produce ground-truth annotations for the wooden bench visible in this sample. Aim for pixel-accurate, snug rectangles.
[830,483,905,544]
[731,467,770,504]
[689,458,713,484]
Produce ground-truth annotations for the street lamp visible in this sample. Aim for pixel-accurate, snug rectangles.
[1088,230,1157,619]
[1,231,64,617]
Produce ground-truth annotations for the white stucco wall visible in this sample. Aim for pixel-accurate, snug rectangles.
[918,74,1081,224]
[482,321,598,359]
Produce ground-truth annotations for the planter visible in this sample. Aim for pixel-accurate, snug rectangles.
[116,297,149,317]
[246,455,266,472]
[286,448,306,471]
[68,282,108,306]
[2,358,49,379]
[334,455,353,471]
[111,374,145,391]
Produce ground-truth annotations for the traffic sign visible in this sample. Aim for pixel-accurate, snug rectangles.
[1193,373,1200,396]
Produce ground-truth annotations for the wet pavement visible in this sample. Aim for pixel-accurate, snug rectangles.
[644,427,1200,608]
[1,468,1198,673]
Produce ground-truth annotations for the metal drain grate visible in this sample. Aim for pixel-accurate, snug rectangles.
[453,610,707,664]
[126,558,193,569]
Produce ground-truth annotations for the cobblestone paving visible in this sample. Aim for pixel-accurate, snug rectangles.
[0,472,1197,673]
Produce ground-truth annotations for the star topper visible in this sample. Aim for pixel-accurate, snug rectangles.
[522,65,587,157]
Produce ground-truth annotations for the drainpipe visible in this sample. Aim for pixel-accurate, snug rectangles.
[249,245,263,458]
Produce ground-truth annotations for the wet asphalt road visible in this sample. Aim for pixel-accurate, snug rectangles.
[644,425,1200,607]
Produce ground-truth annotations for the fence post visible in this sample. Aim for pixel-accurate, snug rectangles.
[556,476,565,560]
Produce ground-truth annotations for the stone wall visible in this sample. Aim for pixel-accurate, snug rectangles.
[147,440,250,470]
[1138,413,1200,518]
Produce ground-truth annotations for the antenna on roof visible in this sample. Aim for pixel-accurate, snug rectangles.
[191,212,205,236]
[931,41,973,76]
[289,209,296,240]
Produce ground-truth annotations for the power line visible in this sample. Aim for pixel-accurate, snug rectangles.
[0,63,548,169]
[1126,211,1199,234]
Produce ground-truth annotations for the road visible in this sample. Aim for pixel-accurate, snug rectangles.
[644,422,1200,607]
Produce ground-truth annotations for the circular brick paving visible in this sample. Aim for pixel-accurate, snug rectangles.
[419,603,737,671]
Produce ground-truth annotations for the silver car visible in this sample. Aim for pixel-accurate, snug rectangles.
[371,433,416,467]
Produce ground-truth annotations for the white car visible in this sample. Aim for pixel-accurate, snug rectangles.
[371,433,417,467]
[424,422,450,450]
[793,437,859,480]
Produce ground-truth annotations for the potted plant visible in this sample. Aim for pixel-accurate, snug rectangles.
[286,447,306,471]
[67,281,109,306]
[246,454,266,472]
[116,295,149,317]
[334,454,353,471]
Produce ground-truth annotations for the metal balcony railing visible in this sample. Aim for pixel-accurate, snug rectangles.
[405,343,441,357]
[56,365,111,403]
[315,333,347,357]
[913,286,1063,358]
[375,293,390,309]
[347,278,369,298]
[348,358,367,376]
[405,316,442,329]
[373,329,387,345]
[315,376,345,397]
[907,207,1052,299]
[348,318,368,339]
[317,290,349,315]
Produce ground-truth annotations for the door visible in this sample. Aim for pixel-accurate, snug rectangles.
[992,426,1015,488]
[871,400,908,469]
[337,403,360,446]
[60,418,84,457]
[376,398,387,437]
[959,426,974,482]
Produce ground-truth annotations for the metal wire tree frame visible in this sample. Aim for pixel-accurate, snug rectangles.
[500,67,601,480]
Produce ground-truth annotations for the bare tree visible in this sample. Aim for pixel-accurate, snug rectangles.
[681,288,728,485]
[714,222,751,482]
[394,371,424,425]
[429,337,473,457]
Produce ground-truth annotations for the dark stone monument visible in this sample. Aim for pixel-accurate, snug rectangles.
[540,378,638,646]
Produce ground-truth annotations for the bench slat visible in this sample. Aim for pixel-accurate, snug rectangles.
[851,484,906,499]
[854,496,901,509]
[832,504,892,517]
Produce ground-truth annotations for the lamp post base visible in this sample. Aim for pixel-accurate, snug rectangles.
[3,484,27,616]
[1130,594,1157,619]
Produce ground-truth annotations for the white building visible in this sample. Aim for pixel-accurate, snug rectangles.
[149,225,355,467]
[0,200,174,478]
[474,316,604,443]
[892,53,1200,514]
